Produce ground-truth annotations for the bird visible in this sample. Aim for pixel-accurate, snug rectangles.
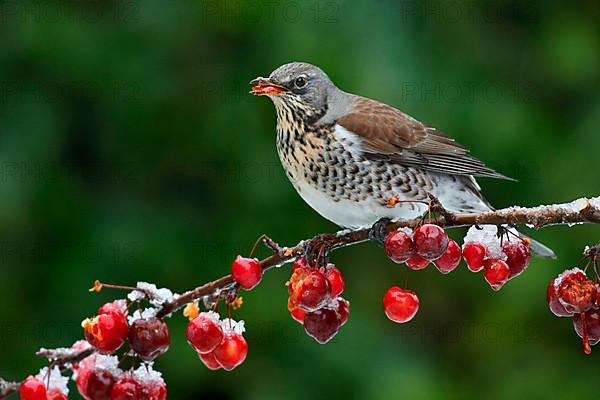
[249,62,554,258]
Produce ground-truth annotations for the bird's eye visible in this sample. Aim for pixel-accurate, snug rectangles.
[294,76,307,88]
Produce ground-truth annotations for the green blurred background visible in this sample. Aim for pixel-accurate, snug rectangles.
[1,0,599,398]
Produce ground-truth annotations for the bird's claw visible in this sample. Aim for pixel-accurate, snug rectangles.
[369,217,392,244]
[304,233,337,268]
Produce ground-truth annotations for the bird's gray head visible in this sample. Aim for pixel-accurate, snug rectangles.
[250,62,338,112]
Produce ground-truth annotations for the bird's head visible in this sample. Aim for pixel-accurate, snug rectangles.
[250,62,336,113]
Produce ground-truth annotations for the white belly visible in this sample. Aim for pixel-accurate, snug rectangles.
[292,178,427,229]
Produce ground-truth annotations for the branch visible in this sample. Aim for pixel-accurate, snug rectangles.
[0,195,598,398]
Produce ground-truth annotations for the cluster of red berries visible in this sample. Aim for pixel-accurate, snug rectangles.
[382,224,531,323]
[286,258,349,344]
[19,370,67,400]
[384,224,530,289]
[186,312,248,371]
[82,300,170,362]
[547,268,600,354]
[73,346,166,400]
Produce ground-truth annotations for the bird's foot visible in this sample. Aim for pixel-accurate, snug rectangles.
[304,233,337,268]
[369,217,392,244]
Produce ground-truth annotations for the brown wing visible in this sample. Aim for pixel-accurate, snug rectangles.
[336,97,512,180]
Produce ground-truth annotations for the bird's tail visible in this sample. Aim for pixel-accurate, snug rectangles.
[518,232,556,259]
[438,176,556,258]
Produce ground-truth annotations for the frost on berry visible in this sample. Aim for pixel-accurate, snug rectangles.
[405,254,429,270]
[483,259,510,291]
[412,224,449,260]
[33,367,69,398]
[433,239,462,274]
[573,310,600,354]
[76,355,122,400]
[132,365,167,400]
[231,256,263,290]
[186,311,223,354]
[384,229,414,264]
[383,287,419,324]
[19,376,46,400]
[85,369,118,400]
[464,225,505,261]
[112,369,167,400]
[462,242,487,272]
[128,317,170,361]
[556,268,596,313]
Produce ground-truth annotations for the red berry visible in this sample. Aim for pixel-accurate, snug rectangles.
[186,312,223,354]
[111,377,141,400]
[336,298,350,326]
[82,311,128,354]
[433,239,462,274]
[325,264,345,298]
[557,270,596,313]
[573,310,600,354]
[213,332,248,371]
[412,224,449,260]
[198,351,222,370]
[141,378,167,400]
[547,279,573,317]
[384,229,414,264]
[483,259,510,291]
[303,307,342,344]
[383,287,420,323]
[75,359,95,398]
[19,376,46,400]
[294,271,331,312]
[98,300,128,317]
[503,240,531,278]
[405,254,429,270]
[231,256,263,290]
[292,257,309,272]
[290,308,306,324]
[462,242,487,272]
[86,369,116,400]
[129,318,170,361]
[288,266,310,299]
[46,391,68,400]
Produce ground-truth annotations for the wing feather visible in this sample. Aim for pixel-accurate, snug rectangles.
[336,97,512,180]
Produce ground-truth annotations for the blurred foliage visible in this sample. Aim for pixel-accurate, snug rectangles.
[0,0,599,398]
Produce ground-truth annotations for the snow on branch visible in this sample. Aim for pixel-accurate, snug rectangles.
[0,195,599,398]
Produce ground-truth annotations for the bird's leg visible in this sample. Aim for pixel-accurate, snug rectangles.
[368,217,392,244]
